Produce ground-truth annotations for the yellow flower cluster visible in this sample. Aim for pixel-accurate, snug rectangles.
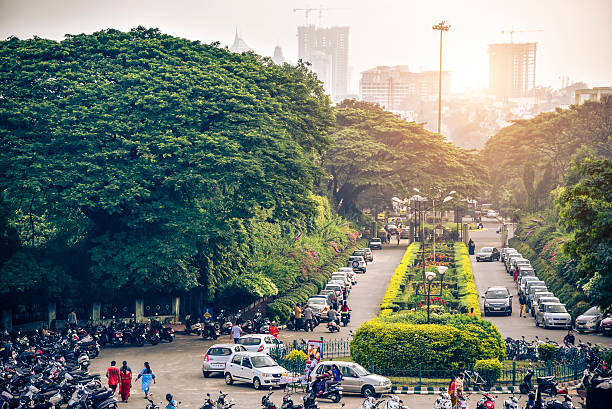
[455,242,482,316]
[380,242,420,316]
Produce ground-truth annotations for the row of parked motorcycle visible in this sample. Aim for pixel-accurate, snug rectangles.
[184,309,274,340]
[0,328,118,409]
[504,335,609,363]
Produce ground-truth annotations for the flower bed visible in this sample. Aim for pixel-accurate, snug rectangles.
[454,242,481,315]
[380,242,420,316]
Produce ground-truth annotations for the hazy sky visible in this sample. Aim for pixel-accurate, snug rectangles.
[1,0,611,93]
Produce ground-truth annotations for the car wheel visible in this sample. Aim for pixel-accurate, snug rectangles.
[330,392,341,403]
[224,373,233,385]
[535,320,539,327]
[203,371,210,378]
[361,385,375,398]
[253,377,261,390]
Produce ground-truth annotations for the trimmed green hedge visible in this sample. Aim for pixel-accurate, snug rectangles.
[350,316,505,370]
[537,343,558,362]
[266,238,368,323]
[474,359,502,385]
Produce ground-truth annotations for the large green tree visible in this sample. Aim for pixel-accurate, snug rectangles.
[0,27,333,300]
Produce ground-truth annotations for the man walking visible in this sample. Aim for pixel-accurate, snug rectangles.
[294,305,302,331]
[303,305,314,332]
[519,292,526,317]
[231,323,243,344]
[67,310,77,329]
[106,361,120,393]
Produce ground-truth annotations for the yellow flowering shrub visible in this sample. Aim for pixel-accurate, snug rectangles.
[380,242,420,314]
[455,242,481,316]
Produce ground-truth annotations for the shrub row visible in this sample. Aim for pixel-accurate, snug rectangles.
[380,242,420,316]
[350,317,504,371]
[509,239,590,318]
[266,238,368,323]
[454,242,481,315]
[474,359,503,385]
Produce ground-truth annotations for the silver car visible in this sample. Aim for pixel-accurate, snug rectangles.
[519,276,541,295]
[311,361,392,397]
[501,248,516,263]
[531,292,554,317]
[575,306,603,333]
[202,343,247,377]
[536,303,572,329]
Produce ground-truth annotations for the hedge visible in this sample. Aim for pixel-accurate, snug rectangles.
[266,238,368,323]
[350,317,503,370]
[474,359,503,385]
[454,243,481,315]
[380,242,420,316]
[537,343,558,362]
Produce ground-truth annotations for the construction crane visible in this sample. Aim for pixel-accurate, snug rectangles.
[500,29,543,43]
[293,7,347,26]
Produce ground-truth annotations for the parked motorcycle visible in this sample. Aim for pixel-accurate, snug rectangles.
[327,320,340,333]
[435,392,452,409]
[476,393,496,409]
[503,395,519,409]
[519,366,535,394]
[184,315,203,336]
[201,321,219,340]
[261,391,277,409]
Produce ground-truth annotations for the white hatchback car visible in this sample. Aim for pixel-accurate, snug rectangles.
[236,334,284,355]
[224,352,288,389]
[202,343,247,377]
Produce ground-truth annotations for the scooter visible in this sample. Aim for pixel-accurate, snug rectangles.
[519,367,535,394]
[261,391,277,409]
[503,395,519,409]
[184,316,203,336]
[310,381,342,403]
[476,393,496,409]
[435,392,452,409]
[542,395,574,409]
[280,392,304,409]
[327,320,340,333]
[536,376,567,396]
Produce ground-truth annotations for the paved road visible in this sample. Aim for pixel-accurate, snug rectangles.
[89,240,438,409]
[470,218,612,347]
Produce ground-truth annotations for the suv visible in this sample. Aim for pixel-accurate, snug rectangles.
[369,238,382,250]
[482,287,512,316]
[311,361,392,398]
[224,352,287,389]
[476,247,500,262]
[307,296,331,319]
[352,250,368,263]
[347,256,367,273]
[324,284,344,303]
[575,306,603,333]
[236,334,284,355]
[202,343,247,377]
[535,303,572,329]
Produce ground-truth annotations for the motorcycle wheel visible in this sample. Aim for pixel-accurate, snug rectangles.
[137,339,145,347]
[330,392,341,403]
[149,338,159,346]
[166,336,173,343]
[212,334,218,340]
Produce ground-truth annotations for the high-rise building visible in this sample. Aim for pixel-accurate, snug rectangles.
[272,46,286,65]
[489,43,536,98]
[229,30,253,54]
[297,25,349,99]
[359,65,451,110]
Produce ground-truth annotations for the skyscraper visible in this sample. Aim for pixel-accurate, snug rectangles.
[229,29,252,54]
[489,43,537,98]
[297,25,349,99]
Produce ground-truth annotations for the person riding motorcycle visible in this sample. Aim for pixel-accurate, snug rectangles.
[340,302,351,325]
[327,308,339,325]
[165,394,177,409]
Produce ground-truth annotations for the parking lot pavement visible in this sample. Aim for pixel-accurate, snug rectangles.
[90,241,426,408]
[470,218,612,347]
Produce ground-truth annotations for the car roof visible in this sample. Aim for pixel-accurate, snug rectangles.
[208,343,241,349]
[234,351,275,357]
[542,302,564,306]
[239,334,271,339]
[370,238,381,241]
[487,287,508,291]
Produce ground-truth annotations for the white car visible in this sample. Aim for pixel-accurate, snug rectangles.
[202,343,247,377]
[331,273,352,290]
[236,334,284,355]
[487,210,498,218]
[307,296,331,318]
[224,352,288,389]
[535,303,572,329]
[337,267,358,284]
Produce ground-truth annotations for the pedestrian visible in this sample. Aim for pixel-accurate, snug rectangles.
[67,310,77,329]
[136,362,156,399]
[231,323,243,344]
[293,305,302,330]
[106,360,120,393]
[455,372,465,399]
[119,361,132,403]
[269,321,279,338]
[513,267,519,282]
[448,376,457,408]
[397,235,400,246]
[303,305,314,332]
[519,292,526,317]
[468,307,477,317]
[386,233,391,244]
[564,330,575,346]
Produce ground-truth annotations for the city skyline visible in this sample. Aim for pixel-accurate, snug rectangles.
[1,0,610,94]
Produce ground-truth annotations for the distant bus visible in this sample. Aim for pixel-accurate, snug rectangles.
[377,213,386,221]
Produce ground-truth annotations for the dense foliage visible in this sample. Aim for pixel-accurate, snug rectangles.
[0,27,335,305]
[324,100,484,216]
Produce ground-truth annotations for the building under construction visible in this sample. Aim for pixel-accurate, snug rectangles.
[489,42,536,98]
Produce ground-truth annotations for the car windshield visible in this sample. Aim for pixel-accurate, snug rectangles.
[370,239,381,243]
[308,298,325,304]
[546,305,567,313]
[516,260,530,265]
[251,355,278,368]
[486,290,508,299]
[351,364,370,376]
[237,338,261,346]
[583,307,600,316]
[480,247,493,252]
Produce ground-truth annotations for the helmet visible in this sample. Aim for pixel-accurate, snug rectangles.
[166,394,173,402]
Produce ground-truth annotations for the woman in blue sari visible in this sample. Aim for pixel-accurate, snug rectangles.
[136,362,156,398]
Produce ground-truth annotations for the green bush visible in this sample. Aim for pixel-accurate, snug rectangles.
[474,359,503,386]
[350,317,503,370]
[538,343,558,362]
[285,349,308,362]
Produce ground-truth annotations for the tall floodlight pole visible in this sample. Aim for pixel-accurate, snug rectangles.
[432,21,450,135]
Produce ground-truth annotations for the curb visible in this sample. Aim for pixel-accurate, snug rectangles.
[391,386,522,395]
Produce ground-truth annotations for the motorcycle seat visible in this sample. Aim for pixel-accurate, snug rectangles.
[536,376,556,383]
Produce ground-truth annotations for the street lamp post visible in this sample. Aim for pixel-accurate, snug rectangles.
[436,266,448,297]
[425,271,436,323]
[432,21,450,135]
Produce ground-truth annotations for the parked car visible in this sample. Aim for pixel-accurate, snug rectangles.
[336,267,357,284]
[329,279,350,295]
[531,292,555,317]
[600,313,612,336]
[369,238,383,250]
[224,352,288,389]
[510,258,532,275]
[360,248,374,262]
[505,253,523,272]
[236,334,284,355]
[575,306,603,333]
[352,250,368,263]
[202,343,247,377]
[399,228,410,239]
[500,248,516,263]
[535,303,572,329]
[527,286,549,310]
[324,283,345,303]
[486,210,498,218]
[331,272,353,289]
[517,265,535,281]
[347,255,367,273]
[476,247,500,262]
[482,287,512,316]
[307,296,331,318]
[518,276,541,295]
[310,361,392,398]
[524,280,546,298]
